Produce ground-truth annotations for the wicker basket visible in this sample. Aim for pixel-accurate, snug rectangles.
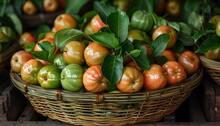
[19,11,63,28]
[0,42,19,74]
[10,67,203,126]
[200,55,220,85]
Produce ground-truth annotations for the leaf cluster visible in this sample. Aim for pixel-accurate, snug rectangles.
[30,1,170,86]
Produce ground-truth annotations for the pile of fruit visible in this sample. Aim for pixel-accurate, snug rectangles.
[10,1,201,94]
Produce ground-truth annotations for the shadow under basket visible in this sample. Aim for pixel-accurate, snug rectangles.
[200,55,220,85]
[10,67,203,126]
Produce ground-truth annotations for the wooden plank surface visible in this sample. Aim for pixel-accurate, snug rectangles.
[201,75,216,121]
[1,83,27,121]
[188,92,206,122]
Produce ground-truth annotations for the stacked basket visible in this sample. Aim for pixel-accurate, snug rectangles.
[200,56,220,85]
[10,67,203,126]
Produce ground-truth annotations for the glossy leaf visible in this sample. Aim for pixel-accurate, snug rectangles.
[89,32,119,48]
[195,35,220,54]
[130,49,141,57]
[0,0,8,16]
[188,11,204,31]
[54,29,85,51]
[32,51,48,61]
[23,42,35,52]
[38,33,46,41]
[121,39,134,56]
[6,13,22,35]
[192,30,215,42]
[167,21,180,32]
[93,1,116,23]
[131,45,150,70]
[32,41,54,62]
[151,34,170,57]
[107,11,129,43]
[102,55,123,85]
[65,0,89,14]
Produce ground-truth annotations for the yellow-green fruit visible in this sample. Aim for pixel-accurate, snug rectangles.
[209,15,220,25]
[204,48,220,61]
[216,21,220,36]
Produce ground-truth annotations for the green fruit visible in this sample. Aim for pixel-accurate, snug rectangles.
[0,26,16,41]
[130,10,154,32]
[216,21,220,36]
[53,54,67,70]
[61,64,84,92]
[0,32,9,43]
[37,65,61,89]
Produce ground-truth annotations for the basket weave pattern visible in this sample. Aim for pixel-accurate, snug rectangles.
[200,56,220,85]
[10,68,203,126]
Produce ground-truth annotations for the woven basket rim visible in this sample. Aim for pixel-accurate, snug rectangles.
[200,55,220,70]
[10,67,203,103]
[0,42,19,63]
[19,10,64,20]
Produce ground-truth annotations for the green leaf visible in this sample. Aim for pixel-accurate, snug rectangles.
[188,11,204,31]
[192,30,215,42]
[167,21,180,32]
[89,32,119,48]
[54,29,85,51]
[32,51,48,61]
[184,0,202,12]
[38,33,46,41]
[0,15,15,30]
[121,39,134,56]
[131,45,150,70]
[174,40,184,53]
[93,1,117,23]
[107,11,129,43]
[65,0,89,14]
[203,3,211,14]
[23,42,35,52]
[6,13,22,35]
[102,55,123,85]
[32,41,55,62]
[37,25,51,34]
[130,49,141,57]
[156,17,167,27]
[151,34,170,57]
[11,0,25,15]
[38,41,54,54]
[0,0,8,16]
[179,22,192,35]
[195,35,220,54]
[155,56,167,66]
